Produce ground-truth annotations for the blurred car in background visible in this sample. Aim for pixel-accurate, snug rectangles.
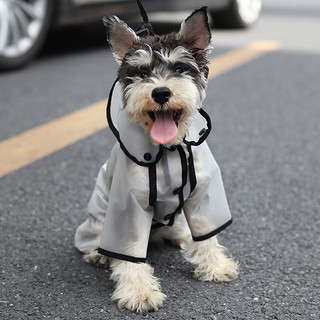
[0,0,262,70]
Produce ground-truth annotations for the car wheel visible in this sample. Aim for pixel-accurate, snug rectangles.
[0,0,53,70]
[211,0,262,28]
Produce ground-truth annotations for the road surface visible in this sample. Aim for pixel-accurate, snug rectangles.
[0,0,319,319]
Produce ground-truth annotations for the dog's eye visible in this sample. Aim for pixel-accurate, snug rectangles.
[175,67,184,73]
[174,65,189,74]
[140,72,149,79]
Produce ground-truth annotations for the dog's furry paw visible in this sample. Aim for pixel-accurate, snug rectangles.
[83,250,109,266]
[194,255,239,282]
[113,282,166,313]
[110,260,166,313]
[182,236,239,282]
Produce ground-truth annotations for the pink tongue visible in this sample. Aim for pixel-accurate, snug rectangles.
[150,111,178,145]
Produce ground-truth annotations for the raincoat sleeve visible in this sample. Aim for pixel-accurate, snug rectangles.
[183,142,232,241]
[74,161,111,253]
[98,146,154,263]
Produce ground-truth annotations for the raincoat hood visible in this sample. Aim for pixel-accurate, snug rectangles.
[107,79,211,166]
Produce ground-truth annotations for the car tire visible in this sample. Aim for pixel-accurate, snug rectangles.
[210,0,262,29]
[0,0,53,70]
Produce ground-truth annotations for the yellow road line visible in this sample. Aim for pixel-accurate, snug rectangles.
[0,41,280,178]
[209,41,281,78]
[0,100,107,178]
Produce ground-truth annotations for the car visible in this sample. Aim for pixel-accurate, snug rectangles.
[0,0,262,70]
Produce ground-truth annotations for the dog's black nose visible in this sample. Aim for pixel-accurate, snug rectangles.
[152,87,172,105]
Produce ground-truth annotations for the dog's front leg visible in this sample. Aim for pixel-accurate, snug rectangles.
[182,236,239,282]
[110,259,166,313]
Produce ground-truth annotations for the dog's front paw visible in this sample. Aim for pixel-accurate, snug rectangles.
[113,282,166,313]
[110,260,166,313]
[182,237,239,282]
[83,250,109,266]
[194,255,239,282]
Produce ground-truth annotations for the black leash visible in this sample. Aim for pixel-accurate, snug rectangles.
[135,0,154,36]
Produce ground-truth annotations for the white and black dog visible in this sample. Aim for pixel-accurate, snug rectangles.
[75,7,238,313]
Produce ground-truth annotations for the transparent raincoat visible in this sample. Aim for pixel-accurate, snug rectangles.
[75,80,232,263]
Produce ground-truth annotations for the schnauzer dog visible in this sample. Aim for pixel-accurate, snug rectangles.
[75,7,238,313]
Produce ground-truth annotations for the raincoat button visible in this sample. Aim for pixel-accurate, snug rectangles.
[173,187,180,195]
[199,128,206,136]
[144,153,152,161]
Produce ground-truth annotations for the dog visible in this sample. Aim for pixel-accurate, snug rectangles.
[74,7,238,313]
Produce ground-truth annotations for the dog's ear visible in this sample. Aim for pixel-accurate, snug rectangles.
[177,7,212,52]
[103,16,139,64]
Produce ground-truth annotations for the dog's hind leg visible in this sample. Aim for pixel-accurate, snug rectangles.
[83,250,109,266]
[110,259,166,312]
[150,212,191,247]
[181,236,239,282]
[75,214,109,266]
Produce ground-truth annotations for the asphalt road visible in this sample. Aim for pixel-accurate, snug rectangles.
[1,0,320,319]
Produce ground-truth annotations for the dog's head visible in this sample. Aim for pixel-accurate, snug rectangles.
[104,7,212,147]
